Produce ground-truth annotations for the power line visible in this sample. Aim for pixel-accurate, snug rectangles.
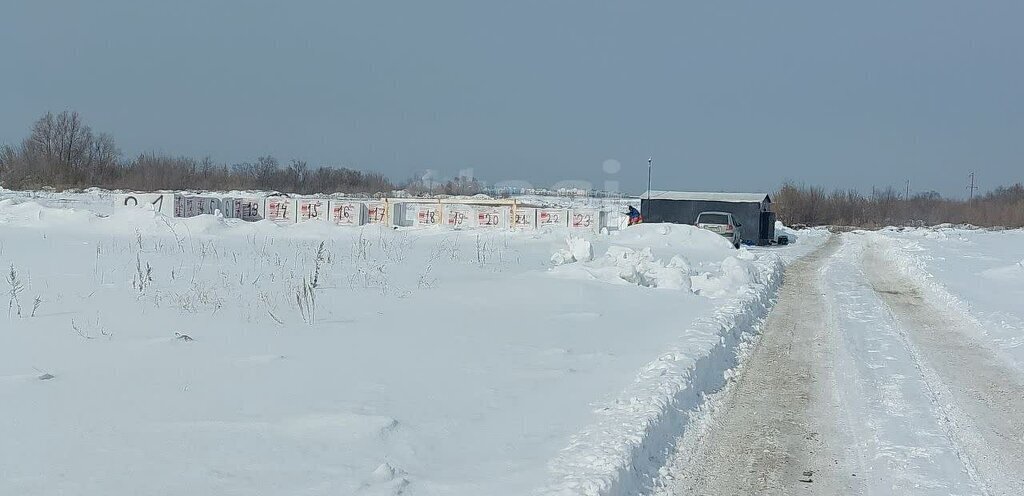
[645,157,652,219]
[967,172,978,201]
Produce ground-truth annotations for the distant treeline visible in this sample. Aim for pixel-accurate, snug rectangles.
[0,111,395,195]
[774,182,1024,228]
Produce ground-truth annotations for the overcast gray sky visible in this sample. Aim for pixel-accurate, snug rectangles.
[2,1,1021,197]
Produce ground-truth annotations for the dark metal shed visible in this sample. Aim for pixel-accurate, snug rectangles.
[640,191,775,245]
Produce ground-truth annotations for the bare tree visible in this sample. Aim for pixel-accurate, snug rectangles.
[1,111,121,188]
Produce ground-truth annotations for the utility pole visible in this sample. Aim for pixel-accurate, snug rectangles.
[646,157,653,219]
[967,172,978,201]
[905,179,910,200]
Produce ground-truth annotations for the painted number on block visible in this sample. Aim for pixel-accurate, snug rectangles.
[541,212,561,224]
[369,206,387,223]
[124,195,163,210]
[239,201,260,219]
[301,202,321,220]
[572,213,593,228]
[448,211,468,226]
[478,212,500,226]
[269,201,289,219]
[419,209,437,224]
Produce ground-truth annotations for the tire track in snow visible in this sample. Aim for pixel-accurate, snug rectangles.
[865,241,1024,496]
[825,235,982,495]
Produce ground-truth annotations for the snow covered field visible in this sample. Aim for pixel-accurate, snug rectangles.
[7,190,1020,495]
[0,190,821,496]
[870,227,1024,372]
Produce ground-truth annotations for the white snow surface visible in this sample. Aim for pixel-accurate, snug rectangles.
[868,227,1024,372]
[821,235,982,494]
[0,190,822,496]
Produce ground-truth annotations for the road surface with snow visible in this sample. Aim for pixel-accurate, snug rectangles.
[654,228,1024,496]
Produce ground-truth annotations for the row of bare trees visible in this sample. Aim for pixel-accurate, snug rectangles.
[1,111,395,195]
[774,182,1024,228]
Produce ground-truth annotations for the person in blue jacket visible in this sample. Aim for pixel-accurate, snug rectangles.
[627,205,643,226]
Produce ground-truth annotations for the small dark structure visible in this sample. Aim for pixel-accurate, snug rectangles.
[640,191,775,245]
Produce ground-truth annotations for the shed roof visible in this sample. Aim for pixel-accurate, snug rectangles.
[641,190,770,203]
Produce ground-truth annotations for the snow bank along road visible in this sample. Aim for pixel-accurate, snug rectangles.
[654,229,1024,496]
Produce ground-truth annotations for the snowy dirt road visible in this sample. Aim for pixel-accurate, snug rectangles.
[656,235,861,495]
[654,231,1024,495]
[866,240,1024,495]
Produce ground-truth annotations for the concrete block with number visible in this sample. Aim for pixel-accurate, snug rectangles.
[328,201,364,226]
[474,206,510,229]
[538,209,569,228]
[224,198,264,221]
[265,197,297,224]
[174,196,222,218]
[414,203,442,227]
[569,209,601,232]
[115,194,176,217]
[444,204,475,229]
[365,202,389,225]
[297,199,327,222]
[512,207,537,229]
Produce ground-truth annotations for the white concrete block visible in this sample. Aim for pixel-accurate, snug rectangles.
[538,209,569,228]
[297,199,327,222]
[116,193,176,216]
[328,201,364,225]
[265,197,297,224]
